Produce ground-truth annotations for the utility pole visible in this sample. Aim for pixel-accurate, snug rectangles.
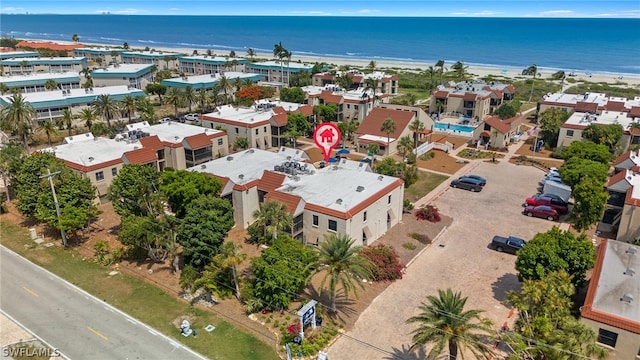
[40,168,67,247]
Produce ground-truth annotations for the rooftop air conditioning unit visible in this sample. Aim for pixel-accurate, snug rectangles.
[620,293,634,304]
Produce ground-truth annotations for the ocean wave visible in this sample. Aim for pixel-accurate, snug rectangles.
[100,37,122,41]
[138,40,157,44]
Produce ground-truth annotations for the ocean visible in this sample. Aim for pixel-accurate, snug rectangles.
[1,15,639,75]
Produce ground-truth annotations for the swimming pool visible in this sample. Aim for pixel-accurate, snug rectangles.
[434,122,475,133]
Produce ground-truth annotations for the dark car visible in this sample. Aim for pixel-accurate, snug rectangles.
[491,235,526,254]
[450,177,483,192]
[522,205,559,221]
[465,175,486,186]
[539,193,568,205]
[525,194,569,214]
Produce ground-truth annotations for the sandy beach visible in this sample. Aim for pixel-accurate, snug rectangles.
[23,39,640,87]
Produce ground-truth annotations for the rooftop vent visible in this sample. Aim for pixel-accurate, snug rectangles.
[88,156,94,162]
[200,164,206,169]
[624,268,636,276]
[626,246,638,255]
[336,198,343,205]
[248,149,255,153]
[356,186,365,192]
[238,174,244,179]
[226,156,233,161]
[377,175,384,181]
[620,293,634,304]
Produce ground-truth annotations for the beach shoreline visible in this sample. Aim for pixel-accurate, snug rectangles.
[20,39,640,87]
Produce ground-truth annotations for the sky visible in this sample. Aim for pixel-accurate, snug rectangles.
[0,0,638,18]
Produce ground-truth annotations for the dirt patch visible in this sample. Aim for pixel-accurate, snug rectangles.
[515,137,557,158]
[509,155,564,170]
[416,150,467,174]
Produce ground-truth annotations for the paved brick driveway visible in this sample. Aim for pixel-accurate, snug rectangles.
[328,159,558,360]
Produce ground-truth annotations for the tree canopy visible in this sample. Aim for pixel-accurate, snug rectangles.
[280,87,306,103]
[538,108,570,148]
[493,102,518,119]
[582,123,624,153]
[177,195,234,268]
[108,164,161,217]
[250,236,318,310]
[572,180,609,232]
[560,139,610,164]
[515,227,596,286]
[558,157,608,189]
[313,104,337,123]
[159,169,222,218]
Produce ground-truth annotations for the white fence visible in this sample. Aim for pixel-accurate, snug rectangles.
[414,141,454,156]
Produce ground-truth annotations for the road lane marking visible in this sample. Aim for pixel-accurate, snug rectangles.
[87,326,109,341]
[126,318,136,324]
[22,286,39,297]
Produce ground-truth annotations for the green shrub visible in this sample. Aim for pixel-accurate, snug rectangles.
[408,232,431,244]
[419,152,435,161]
[402,242,417,250]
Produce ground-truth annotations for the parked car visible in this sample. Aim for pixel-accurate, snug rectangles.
[159,117,172,123]
[522,205,559,221]
[538,174,564,187]
[538,193,569,205]
[450,177,483,192]
[525,194,568,214]
[465,175,486,186]
[491,235,526,254]
[547,167,560,177]
[185,113,199,121]
[174,117,186,123]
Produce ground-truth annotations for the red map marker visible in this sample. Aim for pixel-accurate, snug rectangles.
[313,123,341,163]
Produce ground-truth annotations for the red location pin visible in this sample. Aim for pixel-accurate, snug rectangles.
[313,122,341,163]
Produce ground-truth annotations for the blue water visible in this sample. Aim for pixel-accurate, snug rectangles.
[1,15,639,75]
[434,122,474,133]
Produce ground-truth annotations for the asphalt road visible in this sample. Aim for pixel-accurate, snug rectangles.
[0,246,206,360]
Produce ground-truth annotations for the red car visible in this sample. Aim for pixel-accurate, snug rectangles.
[523,205,559,221]
[525,194,568,214]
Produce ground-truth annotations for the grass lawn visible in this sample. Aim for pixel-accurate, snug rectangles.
[404,171,449,203]
[0,219,279,360]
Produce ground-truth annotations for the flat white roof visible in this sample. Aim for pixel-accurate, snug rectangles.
[92,63,153,74]
[202,105,274,125]
[0,85,144,105]
[121,51,180,57]
[124,121,224,144]
[565,111,636,130]
[191,148,400,214]
[0,71,80,83]
[591,239,640,324]
[358,134,396,143]
[541,92,609,106]
[191,148,310,186]
[180,55,244,62]
[166,72,257,85]
[0,51,40,58]
[249,61,314,70]
[41,133,140,167]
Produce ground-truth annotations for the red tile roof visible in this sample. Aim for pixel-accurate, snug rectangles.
[257,171,286,192]
[64,158,122,173]
[483,116,511,134]
[605,101,625,112]
[581,239,640,334]
[16,41,84,51]
[463,93,477,101]
[561,123,587,130]
[574,102,598,112]
[629,106,640,117]
[122,147,157,165]
[265,191,303,215]
[139,135,163,151]
[630,127,640,136]
[355,108,414,138]
[319,90,343,104]
[433,91,449,98]
[606,169,628,187]
[299,105,314,116]
[271,112,288,127]
[503,115,520,125]
[625,185,640,206]
[183,133,212,149]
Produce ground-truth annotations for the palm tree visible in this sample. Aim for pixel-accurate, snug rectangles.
[135,97,156,124]
[380,118,396,155]
[40,119,57,147]
[409,118,425,148]
[316,234,372,313]
[246,48,256,61]
[165,87,184,118]
[183,86,197,113]
[423,66,438,90]
[251,200,293,241]
[92,94,118,128]
[79,108,96,132]
[451,61,469,81]
[62,108,74,136]
[217,76,232,103]
[435,60,446,85]
[364,78,379,106]
[0,93,35,151]
[367,61,377,73]
[119,94,136,124]
[273,42,288,85]
[19,60,29,74]
[44,79,59,91]
[197,90,212,113]
[0,83,9,95]
[212,241,247,300]
[397,136,414,162]
[523,64,539,103]
[367,143,380,157]
[406,289,495,359]
[71,34,79,44]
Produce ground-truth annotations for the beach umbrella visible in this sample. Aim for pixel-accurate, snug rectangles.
[328,157,339,163]
[360,158,372,164]
[336,148,350,155]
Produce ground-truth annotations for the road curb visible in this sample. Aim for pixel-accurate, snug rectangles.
[405,225,448,269]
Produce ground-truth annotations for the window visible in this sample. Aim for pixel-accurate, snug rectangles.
[566,129,574,137]
[328,219,337,232]
[264,126,267,133]
[111,167,117,176]
[597,328,618,347]
[218,138,223,145]
[388,195,392,204]
[363,211,367,222]
[95,171,104,181]
[235,127,239,134]
[312,215,319,227]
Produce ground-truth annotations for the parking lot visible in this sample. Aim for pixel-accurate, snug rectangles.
[329,160,558,359]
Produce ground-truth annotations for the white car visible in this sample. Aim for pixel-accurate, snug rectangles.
[159,117,172,123]
[185,113,199,121]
